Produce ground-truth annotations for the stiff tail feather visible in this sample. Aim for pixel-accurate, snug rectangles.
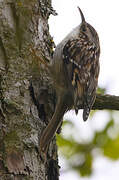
[83,107,90,121]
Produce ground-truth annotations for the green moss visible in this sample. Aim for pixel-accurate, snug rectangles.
[4,131,20,148]
[2,98,22,114]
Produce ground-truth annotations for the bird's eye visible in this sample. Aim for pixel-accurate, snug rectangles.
[81,24,86,32]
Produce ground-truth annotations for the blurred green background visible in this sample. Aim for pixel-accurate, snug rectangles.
[57,87,119,178]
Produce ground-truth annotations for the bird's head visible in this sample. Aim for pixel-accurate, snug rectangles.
[78,7,99,45]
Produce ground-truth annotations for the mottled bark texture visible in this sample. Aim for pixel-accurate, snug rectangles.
[0,0,59,180]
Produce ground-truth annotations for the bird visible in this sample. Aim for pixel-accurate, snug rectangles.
[39,6,100,153]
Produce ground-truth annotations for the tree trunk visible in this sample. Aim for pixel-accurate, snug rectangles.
[0,0,59,179]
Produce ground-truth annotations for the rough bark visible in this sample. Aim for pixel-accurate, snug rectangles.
[0,0,59,180]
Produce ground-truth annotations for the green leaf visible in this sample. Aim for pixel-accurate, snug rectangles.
[62,120,74,127]
[103,136,119,159]
[78,153,92,176]
[97,87,106,94]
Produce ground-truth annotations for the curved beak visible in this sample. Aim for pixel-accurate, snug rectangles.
[77,6,85,23]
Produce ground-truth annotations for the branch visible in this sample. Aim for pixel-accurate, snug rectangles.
[93,94,119,110]
[77,94,119,111]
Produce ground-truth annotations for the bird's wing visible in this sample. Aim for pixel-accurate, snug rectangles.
[62,39,100,120]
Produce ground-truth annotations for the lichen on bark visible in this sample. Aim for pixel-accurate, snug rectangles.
[0,0,59,179]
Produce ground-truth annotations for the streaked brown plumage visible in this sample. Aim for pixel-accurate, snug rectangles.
[63,28,100,119]
[40,7,100,153]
